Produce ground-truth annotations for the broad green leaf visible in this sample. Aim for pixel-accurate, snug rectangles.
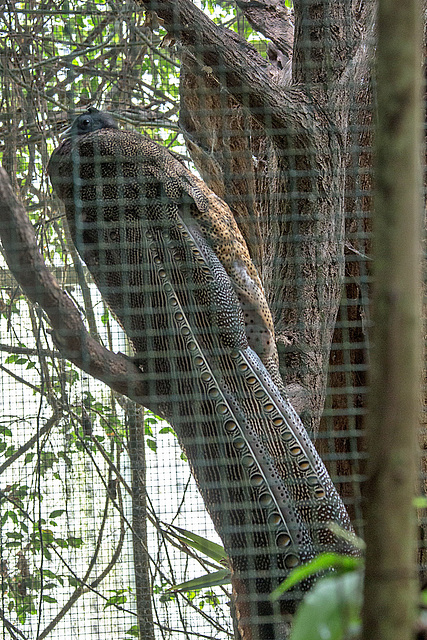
[67,536,84,548]
[104,594,127,608]
[290,571,363,640]
[168,568,231,592]
[55,538,68,548]
[43,569,58,580]
[49,509,65,519]
[42,595,57,603]
[68,576,80,588]
[6,532,23,540]
[167,524,227,564]
[125,625,139,638]
[146,438,157,453]
[270,553,363,601]
[159,425,175,435]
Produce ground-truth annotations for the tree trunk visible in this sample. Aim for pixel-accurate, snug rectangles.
[133,0,375,449]
[362,2,423,640]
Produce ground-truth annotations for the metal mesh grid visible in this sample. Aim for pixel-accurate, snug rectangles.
[0,2,423,640]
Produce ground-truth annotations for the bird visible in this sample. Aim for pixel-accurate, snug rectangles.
[54,108,285,394]
[48,107,358,639]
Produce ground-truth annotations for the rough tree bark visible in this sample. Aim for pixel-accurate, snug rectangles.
[134,0,375,472]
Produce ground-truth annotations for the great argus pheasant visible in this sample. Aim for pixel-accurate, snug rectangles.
[48,107,358,640]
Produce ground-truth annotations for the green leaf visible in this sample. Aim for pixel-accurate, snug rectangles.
[43,548,52,560]
[68,576,80,588]
[145,424,154,437]
[104,594,127,608]
[42,595,57,603]
[146,438,157,453]
[6,532,23,540]
[125,625,140,637]
[49,510,65,519]
[414,496,427,508]
[41,529,54,544]
[159,426,175,435]
[57,451,73,466]
[54,538,68,548]
[42,569,58,580]
[270,553,363,601]
[168,568,231,592]
[167,525,227,564]
[289,571,363,640]
[67,536,83,548]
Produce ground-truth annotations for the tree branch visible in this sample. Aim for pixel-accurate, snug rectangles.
[0,410,61,474]
[0,168,163,418]
[134,0,316,138]
[235,0,294,80]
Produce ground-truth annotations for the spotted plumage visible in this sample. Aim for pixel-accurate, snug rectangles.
[51,108,283,393]
[48,108,358,639]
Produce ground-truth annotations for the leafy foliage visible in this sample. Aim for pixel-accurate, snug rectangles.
[270,551,364,640]
[289,571,363,640]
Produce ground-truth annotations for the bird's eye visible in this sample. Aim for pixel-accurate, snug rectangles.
[80,117,91,129]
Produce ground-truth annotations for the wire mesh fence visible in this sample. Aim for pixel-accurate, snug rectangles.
[0,2,424,640]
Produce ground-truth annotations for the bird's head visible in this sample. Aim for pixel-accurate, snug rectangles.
[61,107,119,139]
